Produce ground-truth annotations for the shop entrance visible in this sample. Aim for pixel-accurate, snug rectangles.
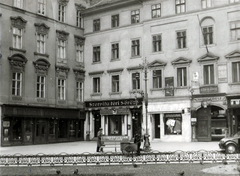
[94,114,101,137]
[35,119,47,144]
[154,114,160,138]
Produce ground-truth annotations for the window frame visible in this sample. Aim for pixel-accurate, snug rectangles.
[36,75,46,98]
[131,9,140,24]
[111,75,120,93]
[176,30,187,49]
[76,10,83,28]
[152,69,162,89]
[38,0,46,15]
[57,78,66,100]
[12,72,22,96]
[76,44,83,63]
[58,4,66,22]
[93,46,101,63]
[13,0,23,8]
[111,43,119,60]
[230,21,240,42]
[152,4,161,18]
[13,27,23,49]
[131,39,140,57]
[93,77,101,93]
[201,0,212,9]
[111,14,119,28]
[37,33,46,54]
[177,67,187,87]
[93,19,100,32]
[152,34,162,52]
[202,26,214,45]
[203,64,215,85]
[175,0,186,14]
[58,39,66,59]
[232,61,240,83]
[132,72,140,90]
[76,81,83,102]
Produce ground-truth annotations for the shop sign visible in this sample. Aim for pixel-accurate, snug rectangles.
[193,96,226,103]
[101,136,129,142]
[200,85,218,94]
[230,99,240,107]
[85,98,142,108]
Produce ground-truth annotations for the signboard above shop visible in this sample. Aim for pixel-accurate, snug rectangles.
[200,85,218,94]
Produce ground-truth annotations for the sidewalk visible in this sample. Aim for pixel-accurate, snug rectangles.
[0,141,220,155]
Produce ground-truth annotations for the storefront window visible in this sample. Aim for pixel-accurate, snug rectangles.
[12,119,22,140]
[164,113,182,135]
[25,119,32,133]
[108,115,122,135]
[49,119,55,135]
[69,120,76,137]
[58,119,68,138]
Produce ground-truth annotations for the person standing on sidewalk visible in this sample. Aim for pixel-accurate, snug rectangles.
[96,128,103,152]
[134,133,141,155]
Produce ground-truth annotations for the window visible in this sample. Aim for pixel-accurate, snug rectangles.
[93,46,100,62]
[202,0,212,8]
[111,43,119,60]
[58,40,66,59]
[37,33,46,54]
[76,82,83,101]
[108,116,122,135]
[12,72,22,96]
[37,75,45,98]
[12,119,22,140]
[177,67,187,87]
[49,119,55,135]
[93,77,100,93]
[58,4,66,22]
[202,26,213,45]
[153,70,162,88]
[230,21,240,41]
[131,10,140,24]
[76,44,83,62]
[58,79,65,100]
[152,4,161,18]
[76,10,83,28]
[13,27,22,49]
[165,113,182,135]
[175,0,186,14]
[112,14,119,28]
[132,72,140,90]
[14,0,23,8]
[203,64,214,85]
[232,62,240,83]
[153,35,162,52]
[131,39,140,57]
[112,75,119,92]
[176,30,186,49]
[38,0,46,15]
[229,0,239,3]
[93,19,100,31]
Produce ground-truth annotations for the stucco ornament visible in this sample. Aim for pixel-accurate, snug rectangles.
[10,16,27,29]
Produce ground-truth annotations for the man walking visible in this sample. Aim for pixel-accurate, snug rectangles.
[96,128,103,152]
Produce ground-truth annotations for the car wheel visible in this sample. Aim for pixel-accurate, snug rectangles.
[226,144,237,154]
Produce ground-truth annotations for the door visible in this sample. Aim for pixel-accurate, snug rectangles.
[35,119,47,144]
[196,107,211,141]
[94,114,101,137]
[154,114,160,138]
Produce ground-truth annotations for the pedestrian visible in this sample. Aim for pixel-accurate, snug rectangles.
[134,133,141,155]
[96,127,103,152]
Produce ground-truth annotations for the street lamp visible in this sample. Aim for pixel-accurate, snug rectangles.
[139,58,150,152]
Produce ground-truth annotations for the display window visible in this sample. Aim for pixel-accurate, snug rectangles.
[12,119,22,140]
[108,115,122,135]
[164,113,182,135]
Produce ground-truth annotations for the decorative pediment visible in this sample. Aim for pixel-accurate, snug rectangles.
[73,68,85,81]
[127,66,141,71]
[33,59,50,75]
[56,30,69,41]
[88,71,104,76]
[148,60,167,68]
[225,50,240,59]
[55,65,70,78]
[58,0,69,6]
[75,3,86,10]
[107,68,124,73]
[8,54,28,72]
[10,16,27,29]
[74,35,85,45]
[34,23,50,35]
[171,57,192,66]
[197,52,219,63]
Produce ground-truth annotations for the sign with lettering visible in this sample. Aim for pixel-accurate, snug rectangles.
[200,85,218,94]
[101,136,129,142]
[193,96,226,103]
[230,99,240,107]
[85,98,142,108]
[218,64,227,83]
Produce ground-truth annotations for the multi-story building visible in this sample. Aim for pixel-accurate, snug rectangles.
[0,0,88,146]
[83,0,240,142]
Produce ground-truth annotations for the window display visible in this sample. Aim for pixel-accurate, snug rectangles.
[164,113,182,135]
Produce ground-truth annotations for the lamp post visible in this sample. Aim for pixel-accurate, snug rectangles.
[139,58,150,152]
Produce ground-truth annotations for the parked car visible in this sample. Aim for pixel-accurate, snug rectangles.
[219,132,240,154]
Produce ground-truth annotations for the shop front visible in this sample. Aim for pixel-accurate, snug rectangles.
[85,98,142,140]
[227,95,240,136]
[148,99,192,142]
[192,93,228,142]
[1,104,85,146]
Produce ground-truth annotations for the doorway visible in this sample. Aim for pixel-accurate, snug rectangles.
[35,119,47,144]
[94,114,101,137]
[154,114,161,139]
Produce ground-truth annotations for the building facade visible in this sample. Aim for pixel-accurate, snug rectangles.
[83,0,240,142]
[0,0,88,146]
